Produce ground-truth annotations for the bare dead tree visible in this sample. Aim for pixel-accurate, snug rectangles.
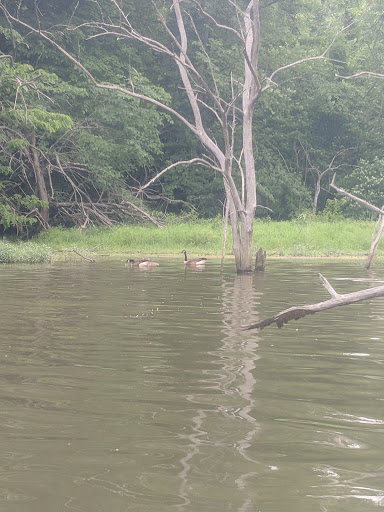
[299,142,351,214]
[0,0,351,271]
[242,273,384,330]
[330,175,384,269]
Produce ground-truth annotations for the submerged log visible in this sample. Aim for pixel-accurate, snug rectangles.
[242,273,384,331]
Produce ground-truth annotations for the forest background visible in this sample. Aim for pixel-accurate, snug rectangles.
[0,0,383,244]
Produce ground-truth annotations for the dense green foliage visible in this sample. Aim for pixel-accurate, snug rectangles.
[0,0,383,234]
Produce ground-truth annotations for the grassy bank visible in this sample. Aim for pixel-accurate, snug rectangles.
[1,218,382,263]
[37,219,381,257]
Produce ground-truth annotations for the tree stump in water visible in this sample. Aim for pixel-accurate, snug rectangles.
[254,247,266,272]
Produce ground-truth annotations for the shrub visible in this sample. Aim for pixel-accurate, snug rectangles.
[0,241,53,263]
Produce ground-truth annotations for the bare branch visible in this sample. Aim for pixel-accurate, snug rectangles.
[242,276,384,330]
[0,54,14,63]
[196,97,224,124]
[191,0,242,40]
[263,22,354,91]
[137,158,220,196]
[72,248,96,263]
[336,71,384,80]
[330,176,384,269]
[330,175,384,216]
[318,273,341,299]
[185,11,225,111]
[0,6,220,153]
[120,200,164,228]
[152,1,226,122]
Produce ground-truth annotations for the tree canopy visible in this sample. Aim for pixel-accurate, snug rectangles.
[0,0,383,235]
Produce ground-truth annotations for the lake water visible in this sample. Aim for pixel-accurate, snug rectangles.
[0,258,384,511]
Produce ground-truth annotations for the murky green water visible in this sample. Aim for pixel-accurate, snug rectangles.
[1,258,384,511]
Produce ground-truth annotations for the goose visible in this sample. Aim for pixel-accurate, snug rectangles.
[127,258,159,268]
[181,250,207,267]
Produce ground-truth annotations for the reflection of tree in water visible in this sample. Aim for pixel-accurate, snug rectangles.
[176,272,264,511]
[221,273,264,507]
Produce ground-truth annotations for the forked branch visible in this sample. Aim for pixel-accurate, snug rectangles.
[242,273,384,330]
[263,22,354,91]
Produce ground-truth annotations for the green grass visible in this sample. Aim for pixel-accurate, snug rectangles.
[29,218,382,260]
[252,219,377,257]
[0,241,53,263]
[34,220,224,257]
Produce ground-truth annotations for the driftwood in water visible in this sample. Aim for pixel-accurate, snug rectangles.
[254,247,266,272]
[242,273,384,331]
[72,249,96,263]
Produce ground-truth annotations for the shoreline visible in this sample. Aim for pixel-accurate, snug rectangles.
[1,219,384,263]
[52,250,376,262]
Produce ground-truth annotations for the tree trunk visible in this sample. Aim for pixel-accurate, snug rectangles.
[30,131,49,230]
[365,210,384,270]
[237,111,257,273]
[226,186,255,273]
[313,177,321,214]
[232,1,259,273]
[238,214,255,273]
[220,199,229,272]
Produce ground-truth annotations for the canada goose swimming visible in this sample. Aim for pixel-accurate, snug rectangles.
[181,250,207,266]
[127,258,159,268]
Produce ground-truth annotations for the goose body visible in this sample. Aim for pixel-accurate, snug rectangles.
[181,250,207,267]
[127,258,159,268]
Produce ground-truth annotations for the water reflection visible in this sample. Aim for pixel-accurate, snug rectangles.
[220,274,263,511]
[174,273,263,511]
[1,260,384,511]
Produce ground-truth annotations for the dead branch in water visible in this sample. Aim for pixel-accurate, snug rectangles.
[72,249,96,263]
[242,274,384,331]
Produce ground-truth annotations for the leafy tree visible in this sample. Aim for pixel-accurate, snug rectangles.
[1,0,384,245]
[0,19,170,232]
[0,58,73,232]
